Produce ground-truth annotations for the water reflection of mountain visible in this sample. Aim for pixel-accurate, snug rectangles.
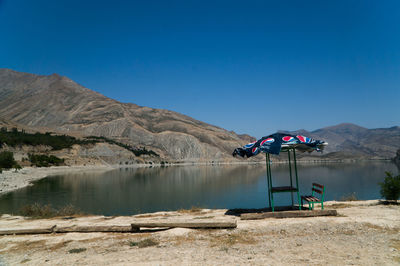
[60,165,268,214]
[58,164,266,193]
[0,162,397,216]
[0,165,267,215]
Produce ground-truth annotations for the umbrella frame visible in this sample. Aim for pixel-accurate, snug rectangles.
[266,148,301,212]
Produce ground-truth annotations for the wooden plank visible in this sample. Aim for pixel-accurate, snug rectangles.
[55,225,133,233]
[302,196,320,202]
[0,225,56,235]
[312,188,323,194]
[271,186,298,193]
[312,183,324,189]
[240,209,337,220]
[131,219,237,229]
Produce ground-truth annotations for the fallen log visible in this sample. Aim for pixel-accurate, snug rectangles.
[55,225,133,233]
[0,225,56,235]
[0,219,237,235]
[131,219,237,230]
[240,209,337,220]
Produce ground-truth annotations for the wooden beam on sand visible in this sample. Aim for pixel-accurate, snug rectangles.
[0,225,133,235]
[0,219,237,235]
[240,209,337,220]
[55,225,133,233]
[0,225,56,235]
[131,219,237,231]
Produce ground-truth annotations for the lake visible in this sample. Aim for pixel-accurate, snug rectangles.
[0,161,398,216]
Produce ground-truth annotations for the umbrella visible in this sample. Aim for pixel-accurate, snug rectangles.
[233,133,327,212]
[232,132,327,158]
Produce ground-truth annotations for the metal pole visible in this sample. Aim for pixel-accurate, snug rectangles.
[269,153,275,212]
[266,153,271,209]
[288,149,294,207]
[293,149,301,210]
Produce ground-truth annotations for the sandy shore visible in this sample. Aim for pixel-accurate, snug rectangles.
[0,165,114,196]
[0,200,398,265]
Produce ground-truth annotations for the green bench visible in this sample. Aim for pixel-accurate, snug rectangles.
[301,183,325,210]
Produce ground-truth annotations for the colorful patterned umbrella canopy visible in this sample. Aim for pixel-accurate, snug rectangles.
[232,133,327,158]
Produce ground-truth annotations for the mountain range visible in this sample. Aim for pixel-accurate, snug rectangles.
[0,69,252,162]
[0,68,399,162]
[281,123,400,159]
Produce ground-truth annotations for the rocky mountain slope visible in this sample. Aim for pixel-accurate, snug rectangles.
[281,123,400,159]
[0,69,249,162]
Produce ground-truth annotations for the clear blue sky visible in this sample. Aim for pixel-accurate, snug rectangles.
[1,0,399,138]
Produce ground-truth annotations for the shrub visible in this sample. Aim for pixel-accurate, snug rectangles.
[57,204,83,216]
[379,172,400,201]
[129,238,159,248]
[19,203,55,218]
[0,128,97,150]
[0,151,18,169]
[18,203,82,218]
[68,248,86,254]
[84,136,159,157]
[28,153,64,167]
[13,163,22,172]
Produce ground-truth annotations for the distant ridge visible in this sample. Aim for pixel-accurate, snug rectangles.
[280,123,400,159]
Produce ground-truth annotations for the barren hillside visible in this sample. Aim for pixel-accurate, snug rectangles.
[0,69,248,162]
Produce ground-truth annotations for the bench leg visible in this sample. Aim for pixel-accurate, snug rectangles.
[297,191,301,211]
[321,201,324,210]
[271,192,275,213]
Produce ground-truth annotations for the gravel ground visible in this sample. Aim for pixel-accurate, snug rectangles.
[0,200,399,265]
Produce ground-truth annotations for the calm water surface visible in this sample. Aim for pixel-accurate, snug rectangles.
[0,162,398,215]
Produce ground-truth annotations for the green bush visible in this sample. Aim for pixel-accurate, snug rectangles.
[13,163,22,172]
[379,171,400,201]
[19,203,55,218]
[0,128,96,150]
[0,151,19,169]
[85,136,159,157]
[0,127,159,158]
[68,248,86,254]
[28,153,64,167]
[129,238,159,248]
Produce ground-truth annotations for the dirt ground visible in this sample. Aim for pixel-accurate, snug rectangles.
[0,200,399,265]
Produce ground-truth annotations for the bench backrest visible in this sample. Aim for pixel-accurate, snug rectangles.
[312,183,325,201]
